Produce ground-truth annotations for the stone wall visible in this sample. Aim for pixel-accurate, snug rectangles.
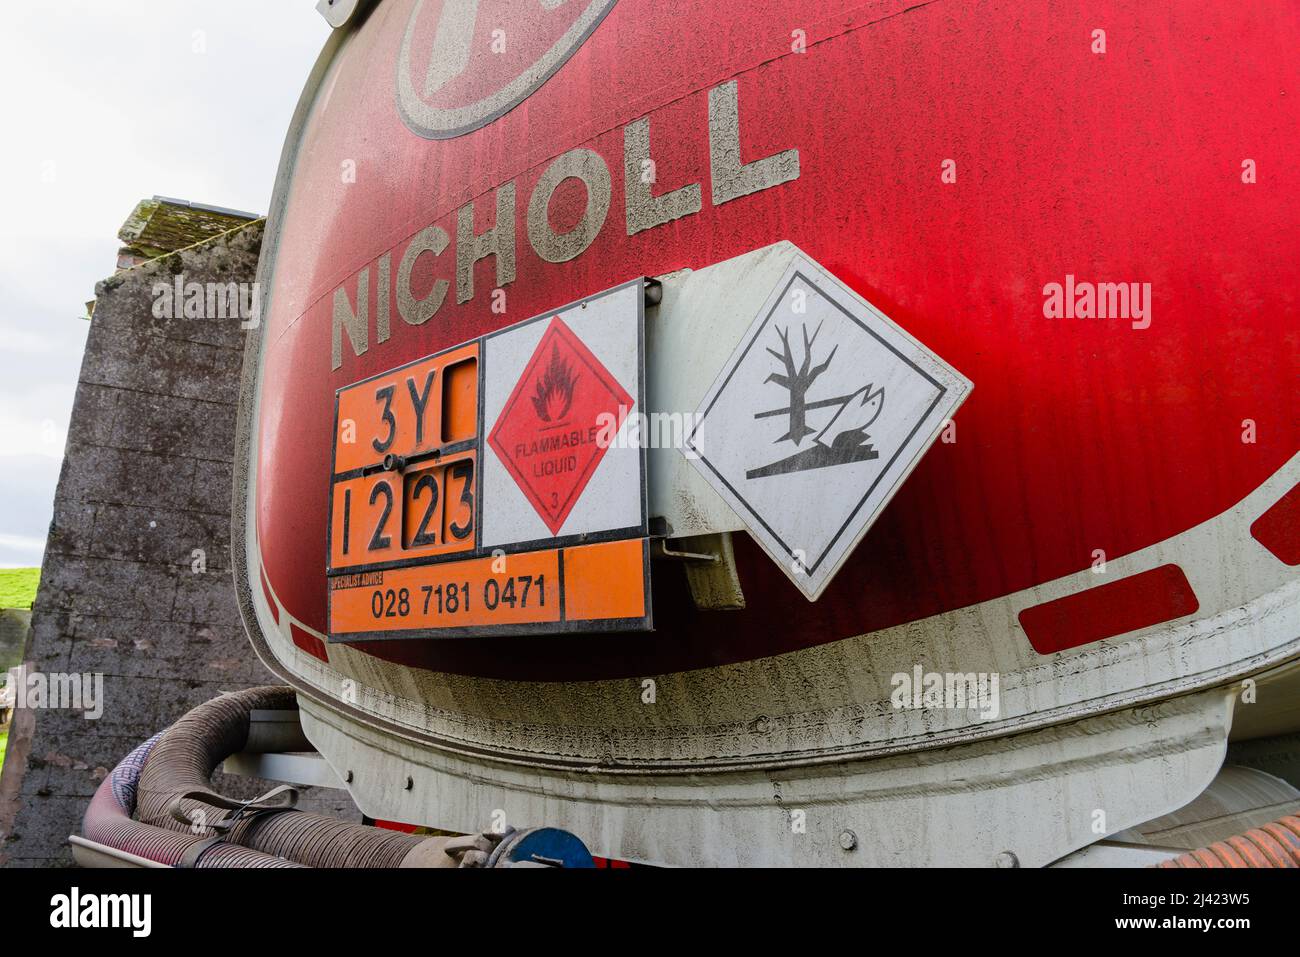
[0,208,354,867]
[0,610,29,674]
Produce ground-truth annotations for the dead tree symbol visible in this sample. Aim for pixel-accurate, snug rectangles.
[762,322,837,445]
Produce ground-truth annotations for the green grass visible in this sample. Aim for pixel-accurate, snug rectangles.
[0,568,38,776]
[0,568,39,609]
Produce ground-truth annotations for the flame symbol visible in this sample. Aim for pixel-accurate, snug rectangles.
[531,343,579,423]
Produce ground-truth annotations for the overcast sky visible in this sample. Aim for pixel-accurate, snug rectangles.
[0,2,330,567]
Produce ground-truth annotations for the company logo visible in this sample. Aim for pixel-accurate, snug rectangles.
[396,0,618,140]
[50,888,151,937]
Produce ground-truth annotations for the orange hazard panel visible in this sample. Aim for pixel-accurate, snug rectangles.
[328,539,649,639]
[441,356,478,443]
[563,539,647,621]
[324,308,651,641]
[329,450,477,570]
[333,343,478,476]
[328,343,480,575]
[330,549,560,635]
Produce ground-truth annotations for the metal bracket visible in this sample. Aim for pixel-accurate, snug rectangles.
[653,532,745,610]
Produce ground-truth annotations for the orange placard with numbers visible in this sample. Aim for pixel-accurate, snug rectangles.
[329,344,480,574]
[329,538,648,639]
[333,343,478,476]
[326,286,652,642]
[329,451,476,570]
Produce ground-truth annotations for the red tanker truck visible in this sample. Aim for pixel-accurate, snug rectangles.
[80,0,1300,868]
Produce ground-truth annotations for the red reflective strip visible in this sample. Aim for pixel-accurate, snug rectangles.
[1019,564,1198,655]
[1250,481,1300,566]
[290,622,329,662]
[374,819,420,833]
[260,569,279,624]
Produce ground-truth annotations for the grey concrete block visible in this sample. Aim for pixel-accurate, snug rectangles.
[67,617,266,684]
[82,324,243,404]
[0,609,30,671]
[78,502,228,570]
[170,574,243,628]
[3,794,85,866]
[39,557,179,621]
[105,389,236,461]
[43,500,97,559]
[64,385,121,447]
[57,444,201,515]
[189,458,235,515]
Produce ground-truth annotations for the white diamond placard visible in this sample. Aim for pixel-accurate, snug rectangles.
[686,254,971,600]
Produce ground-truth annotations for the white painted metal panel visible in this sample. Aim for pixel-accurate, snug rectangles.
[300,686,1234,868]
[480,280,645,548]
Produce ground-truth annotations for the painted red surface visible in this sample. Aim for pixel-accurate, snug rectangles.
[373,819,421,833]
[254,0,1299,680]
[289,623,329,663]
[1018,564,1199,655]
[1251,482,1300,566]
